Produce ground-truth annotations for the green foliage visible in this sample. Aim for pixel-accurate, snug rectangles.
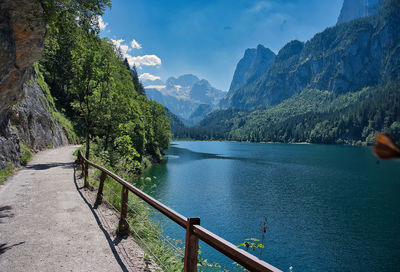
[33,62,78,143]
[224,0,399,111]
[20,143,33,166]
[130,64,145,95]
[39,0,171,165]
[182,82,400,145]
[113,134,141,173]
[0,163,14,185]
[237,238,265,252]
[40,0,111,34]
[52,111,77,143]
[83,145,183,271]
[34,62,55,108]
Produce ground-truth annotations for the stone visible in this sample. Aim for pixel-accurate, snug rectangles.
[0,0,45,127]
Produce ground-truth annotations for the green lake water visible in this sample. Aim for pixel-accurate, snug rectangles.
[142,141,400,271]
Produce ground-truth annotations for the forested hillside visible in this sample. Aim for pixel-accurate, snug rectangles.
[224,0,399,111]
[173,0,400,145]
[39,0,171,168]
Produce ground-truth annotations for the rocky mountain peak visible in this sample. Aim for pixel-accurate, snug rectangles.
[166,74,200,88]
[275,40,304,62]
[228,44,276,92]
[337,0,380,24]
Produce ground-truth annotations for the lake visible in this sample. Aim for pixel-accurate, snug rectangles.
[141,141,400,271]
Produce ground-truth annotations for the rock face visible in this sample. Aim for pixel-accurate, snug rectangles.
[0,0,46,127]
[11,70,69,150]
[0,0,70,170]
[223,5,400,110]
[220,44,275,109]
[0,69,69,169]
[166,74,200,88]
[189,79,225,105]
[337,0,380,24]
[144,74,225,125]
[229,44,276,92]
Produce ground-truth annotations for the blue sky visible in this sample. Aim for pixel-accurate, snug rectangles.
[100,0,344,91]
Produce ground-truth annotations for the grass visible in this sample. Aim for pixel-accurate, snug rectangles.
[78,142,241,271]
[0,162,14,185]
[33,62,78,143]
[20,143,33,166]
[52,111,77,143]
[79,144,184,271]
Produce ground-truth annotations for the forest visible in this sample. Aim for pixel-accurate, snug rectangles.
[170,0,400,145]
[39,0,171,171]
[172,82,400,145]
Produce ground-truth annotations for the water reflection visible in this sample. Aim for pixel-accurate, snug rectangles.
[142,141,400,271]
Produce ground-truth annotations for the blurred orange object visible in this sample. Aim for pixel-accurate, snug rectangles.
[373,133,400,159]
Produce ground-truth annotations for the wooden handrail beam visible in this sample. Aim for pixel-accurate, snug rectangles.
[77,150,282,272]
[78,151,187,228]
[193,225,282,272]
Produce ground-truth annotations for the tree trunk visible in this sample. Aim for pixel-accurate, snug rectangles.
[84,121,90,187]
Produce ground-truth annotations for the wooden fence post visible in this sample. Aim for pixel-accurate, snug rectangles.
[94,171,107,207]
[84,159,89,188]
[117,186,130,236]
[184,217,200,272]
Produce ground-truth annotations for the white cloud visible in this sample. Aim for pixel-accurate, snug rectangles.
[110,39,161,67]
[126,54,162,67]
[110,39,131,55]
[144,85,166,90]
[131,39,142,49]
[139,73,161,81]
[110,39,124,48]
[248,1,274,13]
[97,16,108,30]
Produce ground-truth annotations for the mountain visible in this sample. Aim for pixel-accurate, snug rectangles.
[141,78,164,86]
[180,0,400,144]
[223,0,399,111]
[189,79,225,104]
[196,82,400,144]
[144,74,225,125]
[167,74,200,88]
[220,44,275,108]
[337,0,380,24]
[188,104,213,125]
[164,107,185,132]
[145,88,199,121]
[229,44,276,92]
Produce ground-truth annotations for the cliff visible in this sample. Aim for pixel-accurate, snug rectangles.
[224,3,400,110]
[229,45,276,92]
[337,0,380,24]
[0,0,45,125]
[0,0,72,170]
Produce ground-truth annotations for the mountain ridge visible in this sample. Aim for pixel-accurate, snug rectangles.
[222,2,399,111]
[144,74,225,125]
[171,0,400,145]
[220,44,276,108]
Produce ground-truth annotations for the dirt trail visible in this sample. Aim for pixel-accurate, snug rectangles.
[0,145,151,272]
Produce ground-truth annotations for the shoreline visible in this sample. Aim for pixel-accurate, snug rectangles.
[171,139,372,146]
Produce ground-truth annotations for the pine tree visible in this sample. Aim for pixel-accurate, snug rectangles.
[130,65,145,95]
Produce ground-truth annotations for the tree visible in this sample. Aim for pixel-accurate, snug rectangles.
[70,32,114,186]
[130,65,145,95]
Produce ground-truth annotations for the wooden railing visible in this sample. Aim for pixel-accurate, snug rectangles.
[78,151,282,272]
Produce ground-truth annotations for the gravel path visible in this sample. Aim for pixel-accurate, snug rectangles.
[0,145,157,272]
